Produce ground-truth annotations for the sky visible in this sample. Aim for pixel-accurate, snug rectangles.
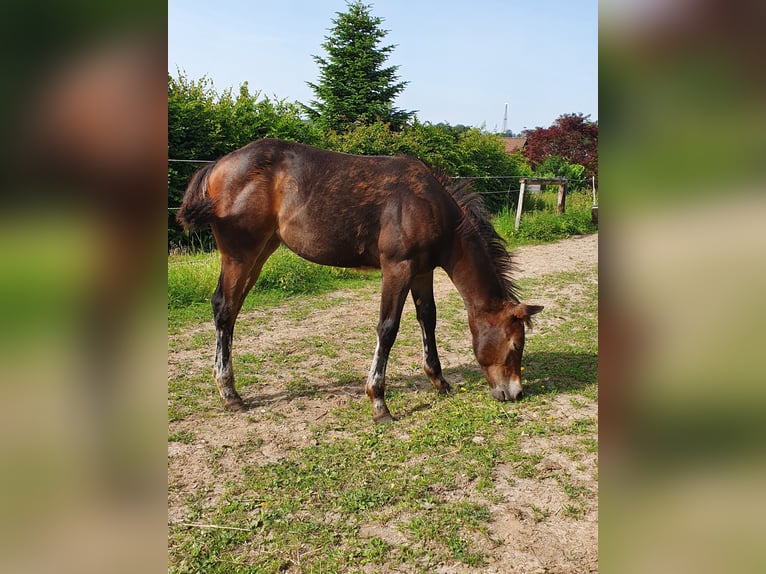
[168,0,597,134]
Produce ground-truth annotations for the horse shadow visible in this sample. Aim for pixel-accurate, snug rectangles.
[237,350,597,420]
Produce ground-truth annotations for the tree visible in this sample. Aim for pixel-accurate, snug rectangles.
[535,155,586,191]
[522,113,598,184]
[304,1,413,132]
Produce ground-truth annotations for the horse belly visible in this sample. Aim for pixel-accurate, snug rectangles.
[279,224,380,269]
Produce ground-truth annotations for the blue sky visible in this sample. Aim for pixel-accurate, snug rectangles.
[168,1,597,133]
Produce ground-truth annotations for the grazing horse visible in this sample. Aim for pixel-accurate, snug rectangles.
[176,139,543,423]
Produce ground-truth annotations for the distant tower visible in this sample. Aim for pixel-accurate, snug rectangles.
[502,102,508,134]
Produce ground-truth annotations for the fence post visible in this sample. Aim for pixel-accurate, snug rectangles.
[556,181,567,215]
[515,179,526,230]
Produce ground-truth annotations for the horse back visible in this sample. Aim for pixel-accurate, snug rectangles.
[278,142,459,269]
[208,139,461,270]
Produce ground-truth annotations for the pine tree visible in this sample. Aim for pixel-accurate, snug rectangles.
[305,1,413,133]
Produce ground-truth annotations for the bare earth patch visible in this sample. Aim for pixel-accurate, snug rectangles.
[169,233,598,572]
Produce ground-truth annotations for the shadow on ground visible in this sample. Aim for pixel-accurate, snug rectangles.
[232,350,597,418]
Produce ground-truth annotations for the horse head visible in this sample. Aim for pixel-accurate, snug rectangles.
[470,301,544,402]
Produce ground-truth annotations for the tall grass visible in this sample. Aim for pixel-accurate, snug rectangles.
[493,189,597,244]
[168,251,222,309]
[168,247,380,313]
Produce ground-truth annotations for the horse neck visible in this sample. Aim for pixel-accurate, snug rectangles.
[443,231,506,319]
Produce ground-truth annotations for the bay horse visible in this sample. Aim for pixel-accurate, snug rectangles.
[176,138,543,423]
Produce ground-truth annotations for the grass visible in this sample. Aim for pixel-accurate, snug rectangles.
[169,386,520,571]
[168,254,598,571]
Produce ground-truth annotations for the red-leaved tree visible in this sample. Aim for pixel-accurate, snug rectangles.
[523,113,598,184]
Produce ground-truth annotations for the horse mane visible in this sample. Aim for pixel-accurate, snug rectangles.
[442,176,521,303]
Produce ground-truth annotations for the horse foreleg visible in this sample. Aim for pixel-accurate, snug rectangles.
[411,272,451,395]
[366,262,412,424]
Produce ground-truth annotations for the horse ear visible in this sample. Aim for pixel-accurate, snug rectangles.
[511,303,544,328]
[526,304,544,316]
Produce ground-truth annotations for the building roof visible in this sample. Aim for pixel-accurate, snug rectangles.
[500,136,527,154]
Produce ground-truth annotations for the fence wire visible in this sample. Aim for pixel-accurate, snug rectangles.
[167,162,566,210]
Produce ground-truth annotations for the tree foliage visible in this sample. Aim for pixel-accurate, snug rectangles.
[168,73,321,247]
[535,156,586,191]
[522,113,598,184]
[322,121,530,212]
[304,1,413,132]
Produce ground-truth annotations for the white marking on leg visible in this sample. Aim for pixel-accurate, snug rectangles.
[366,336,390,397]
[367,338,380,386]
[419,324,429,363]
[214,328,237,401]
[214,329,225,377]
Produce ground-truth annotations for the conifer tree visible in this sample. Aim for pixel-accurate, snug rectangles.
[305,1,413,132]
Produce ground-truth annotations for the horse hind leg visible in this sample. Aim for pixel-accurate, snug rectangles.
[212,269,244,411]
[212,236,280,411]
[411,272,451,394]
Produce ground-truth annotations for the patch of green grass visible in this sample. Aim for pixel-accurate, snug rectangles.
[168,251,222,309]
[168,430,195,444]
[168,373,213,422]
[286,375,318,399]
[557,472,593,502]
[562,503,586,520]
[404,501,490,566]
[569,417,597,435]
[169,382,534,570]
[580,437,599,453]
[301,335,340,358]
[530,504,550,523]
[511,453,544,479]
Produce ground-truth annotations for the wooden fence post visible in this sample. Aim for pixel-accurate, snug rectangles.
[556,182,567,215]
[515,179,526,230]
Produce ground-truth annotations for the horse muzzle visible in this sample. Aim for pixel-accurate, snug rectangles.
[489,377,523,402]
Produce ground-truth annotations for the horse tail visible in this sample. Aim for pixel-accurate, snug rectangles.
[176,162,217,231]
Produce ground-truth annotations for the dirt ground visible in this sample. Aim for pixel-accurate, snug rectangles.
[168,233,598,573]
